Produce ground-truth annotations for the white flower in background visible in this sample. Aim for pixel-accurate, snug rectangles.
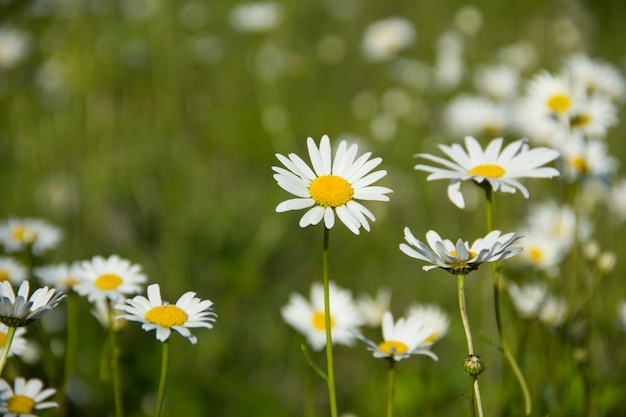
[525,202,591,250]
[0,324,28,357]
[281,281,364,351]
[230,2,284,33]
[564,54,626,102]
[515,229,567,276]
[0,218,62,255]
[453,5,483,37]
[558,133,618,181]
[525,71,576,120]
[354,311,438,362]
[415,136,560,209]
[608,178,626,222]
[497,40,537,72]
[433,30,464,91]
[0,280,65,328]
[538,295,568,327]
[400,228,523,274]
[33,262,81,292]
[444,95,509,137]
[0,377,57,416]
[0,256,27,285]
[356,287,391,327]
[0,27,30,70]
[362,17,416,62]
[406,303,450,345]
[74,255,147,303]
[567,94,618,138]
[507,281,547,320]
[272,135,392,234]
[473,64,520,102]
[91,299,126,331]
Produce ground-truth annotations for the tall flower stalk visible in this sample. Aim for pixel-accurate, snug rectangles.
[322,228,338,417]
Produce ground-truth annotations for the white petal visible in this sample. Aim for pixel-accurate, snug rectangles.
[447,180,466,209]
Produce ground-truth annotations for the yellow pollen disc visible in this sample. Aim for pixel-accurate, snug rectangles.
[424,332,437,344]
[144,305,188,328]
[95,273,123,290]
[378,340,409,356]
[450,250,478,260]
[62,277,80,287]
[7,395,35,414]
[547,94,571,113]
[0,270,9,281]
[570,113,591,128]
[309,175,354,208]
[529,247,544,262]
[311,311,335,330]
[570,156,588,173]
[0,333,6,347]
[468,164,505,178]
[11,225,25,242]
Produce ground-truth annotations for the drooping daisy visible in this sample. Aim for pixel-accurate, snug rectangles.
[116,283,216,344]
[400,228,523,275]
[507,281,547,320]
[0,377,57,416]
[33,262,81,292]
[272,135,392,234]
[0,280,65,327]
[0,324,28,358]
[354,311,438,362]
[0,257,27,285]
[73,255,147,303]
[361,17,416,62]
[356,287,391,327]
[0,217,62,255]
[415,136,560,208]
[406,303,450,345]
[281,281,364,351]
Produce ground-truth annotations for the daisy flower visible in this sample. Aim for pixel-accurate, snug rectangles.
[0,217,62,255]
[507,281,547,320]
[400,228,523,275]
[281,281,364,351]
[0,324,28,358]
[473,64,520,102]
[33,262,81,292]
[567,94,618,138]
[0,280,65,327]
[564,53,625,102]
[354,311,438,362]
[272,135,392,234]
[406,303,450,345]
[525,71,576,120]
[0,377,57,416]
[116,283,216,344]
[0,257,27,285]
[444,95,509,137]
[415,136,560,208]
[361,17,415,62]
[74,255,147,303]
[356,287,391,327]
[558,134,618,181]
[515,229,568,277]
[538,295,568,327]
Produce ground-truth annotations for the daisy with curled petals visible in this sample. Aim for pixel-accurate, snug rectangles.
[415,136,560,208]
[400,228,523,275]
[74,255,147,303]
[272,134,392,235]
[116,283,216,345]
[0,377,57,417]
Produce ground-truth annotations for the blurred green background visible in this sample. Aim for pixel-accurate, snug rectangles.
[1,0,626,416]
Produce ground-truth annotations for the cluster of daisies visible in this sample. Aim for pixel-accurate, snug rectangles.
[0,217,217,415]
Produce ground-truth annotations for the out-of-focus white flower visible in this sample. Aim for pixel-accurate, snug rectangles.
[433,30,464,91]
[507,281,547,319]
[567,94,618,138]
[558,133,618,181]
[525,201,592,251]
[497,41,537,72]
[444,95,509,137]
[473,64,520,102]
[608,178,626,222]
[356,287,391,327]
[74,255,147,303]
[515,229,567,276]
[33,263,81,292]
[0,256,27,285]
[453,5,483,37]
[525,71,576,121]
[0,27,30,70]
[361,17,416,62]
[406,303,450,345]
[0,218,63,255]
[230,2,284,33]
[538,295,568,327]
[564,53,626,102]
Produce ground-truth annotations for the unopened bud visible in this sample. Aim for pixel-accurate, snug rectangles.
[463,354,486,377]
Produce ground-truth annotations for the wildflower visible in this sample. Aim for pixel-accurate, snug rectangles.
[525,71,575,120]
[354,311,438,362]
[116,283,216,344]
[0,324,28,358]
[0,377,57,416]
[0,218,62,255]
[272,135,392,234]
[507,281,547,319]
[558,134,618,181]
[400,228,523,274]
[0,27,30,70]
[281,281,364,351]
[564,53,625,102]
[0,281,65,327]
[229,2,283,33]
[538,295,568,327]
[356,287,391,327]
[444,95,509,137]
[74,255,147,303]
[33,262,81,292]
[406,303,450,345]
[415,136,560,208]
[0,257,27,286]
[361,17,415,62]
[514,230,566,276]
[567,94,618,138]
[473,64,520,102]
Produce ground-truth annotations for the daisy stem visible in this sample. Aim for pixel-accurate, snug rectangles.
[109,305,125,417]
[153,340,170,417]
[386,359,396,417]
[0,326,17,377]
[64,294,79,384]
[322,227,338,417]
[457,273,484,417]
[484,187,532,415]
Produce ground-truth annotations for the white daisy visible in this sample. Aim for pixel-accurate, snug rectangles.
[281,281,364,351]
[564,54,626,102]
[406,303,450,345]
[558,134,618,181]
[473,64,520,102]
[525,201,591,251]
[74,255,147,303]
[525,71,576,120]
[0,217,62,255]
[356,287,391,327]
[538,295,568,327]
[33,262,81,292]
[354,311,438,362]
[506,281,547,320]
[400,228,523,275]
[0,280,65,327]
[0,257,27,285]
[361,17,416,62]
[444,95,509,137]
[0,324,28,358]
[514,229,567,276]
[272,135,392,234]
[116,283,216,344]
[415,136,560,208]
[567,94,618,138]
[0,377,57,416]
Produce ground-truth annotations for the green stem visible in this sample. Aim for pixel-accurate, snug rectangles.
[322,227,338,417]
[154,340,170,417]
[108,304,124,417]
[386,359,396,417]
[484,187,532,415]
[0,326,17,377]
[64,294,79,384]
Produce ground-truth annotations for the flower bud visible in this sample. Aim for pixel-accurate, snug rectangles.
[463,354,486,377]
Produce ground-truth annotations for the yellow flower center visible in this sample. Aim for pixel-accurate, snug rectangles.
[7,395,35,414]
[0,332,6,347]
[95,273,123,290]
[529,247,544,262]
[468,164,505,178]
[569,156,588,173]
[11,225,36,244]
[311,311,335,330]
[378,340,409,356]
[144,305,188,328]
[570,113,591,128]
[309,175,354,208]
[547,94,571,113]
[450,250,478,260]
[61,277,80,288]
[424,332,437,344]
[0,270,9,281]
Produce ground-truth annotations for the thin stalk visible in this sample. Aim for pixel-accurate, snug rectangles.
[64,294,79,384]
[0,326,17,376]
[322,227,338,417]
[153,340,170,417]
[386,359,396,417]
[108,304,124,417]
